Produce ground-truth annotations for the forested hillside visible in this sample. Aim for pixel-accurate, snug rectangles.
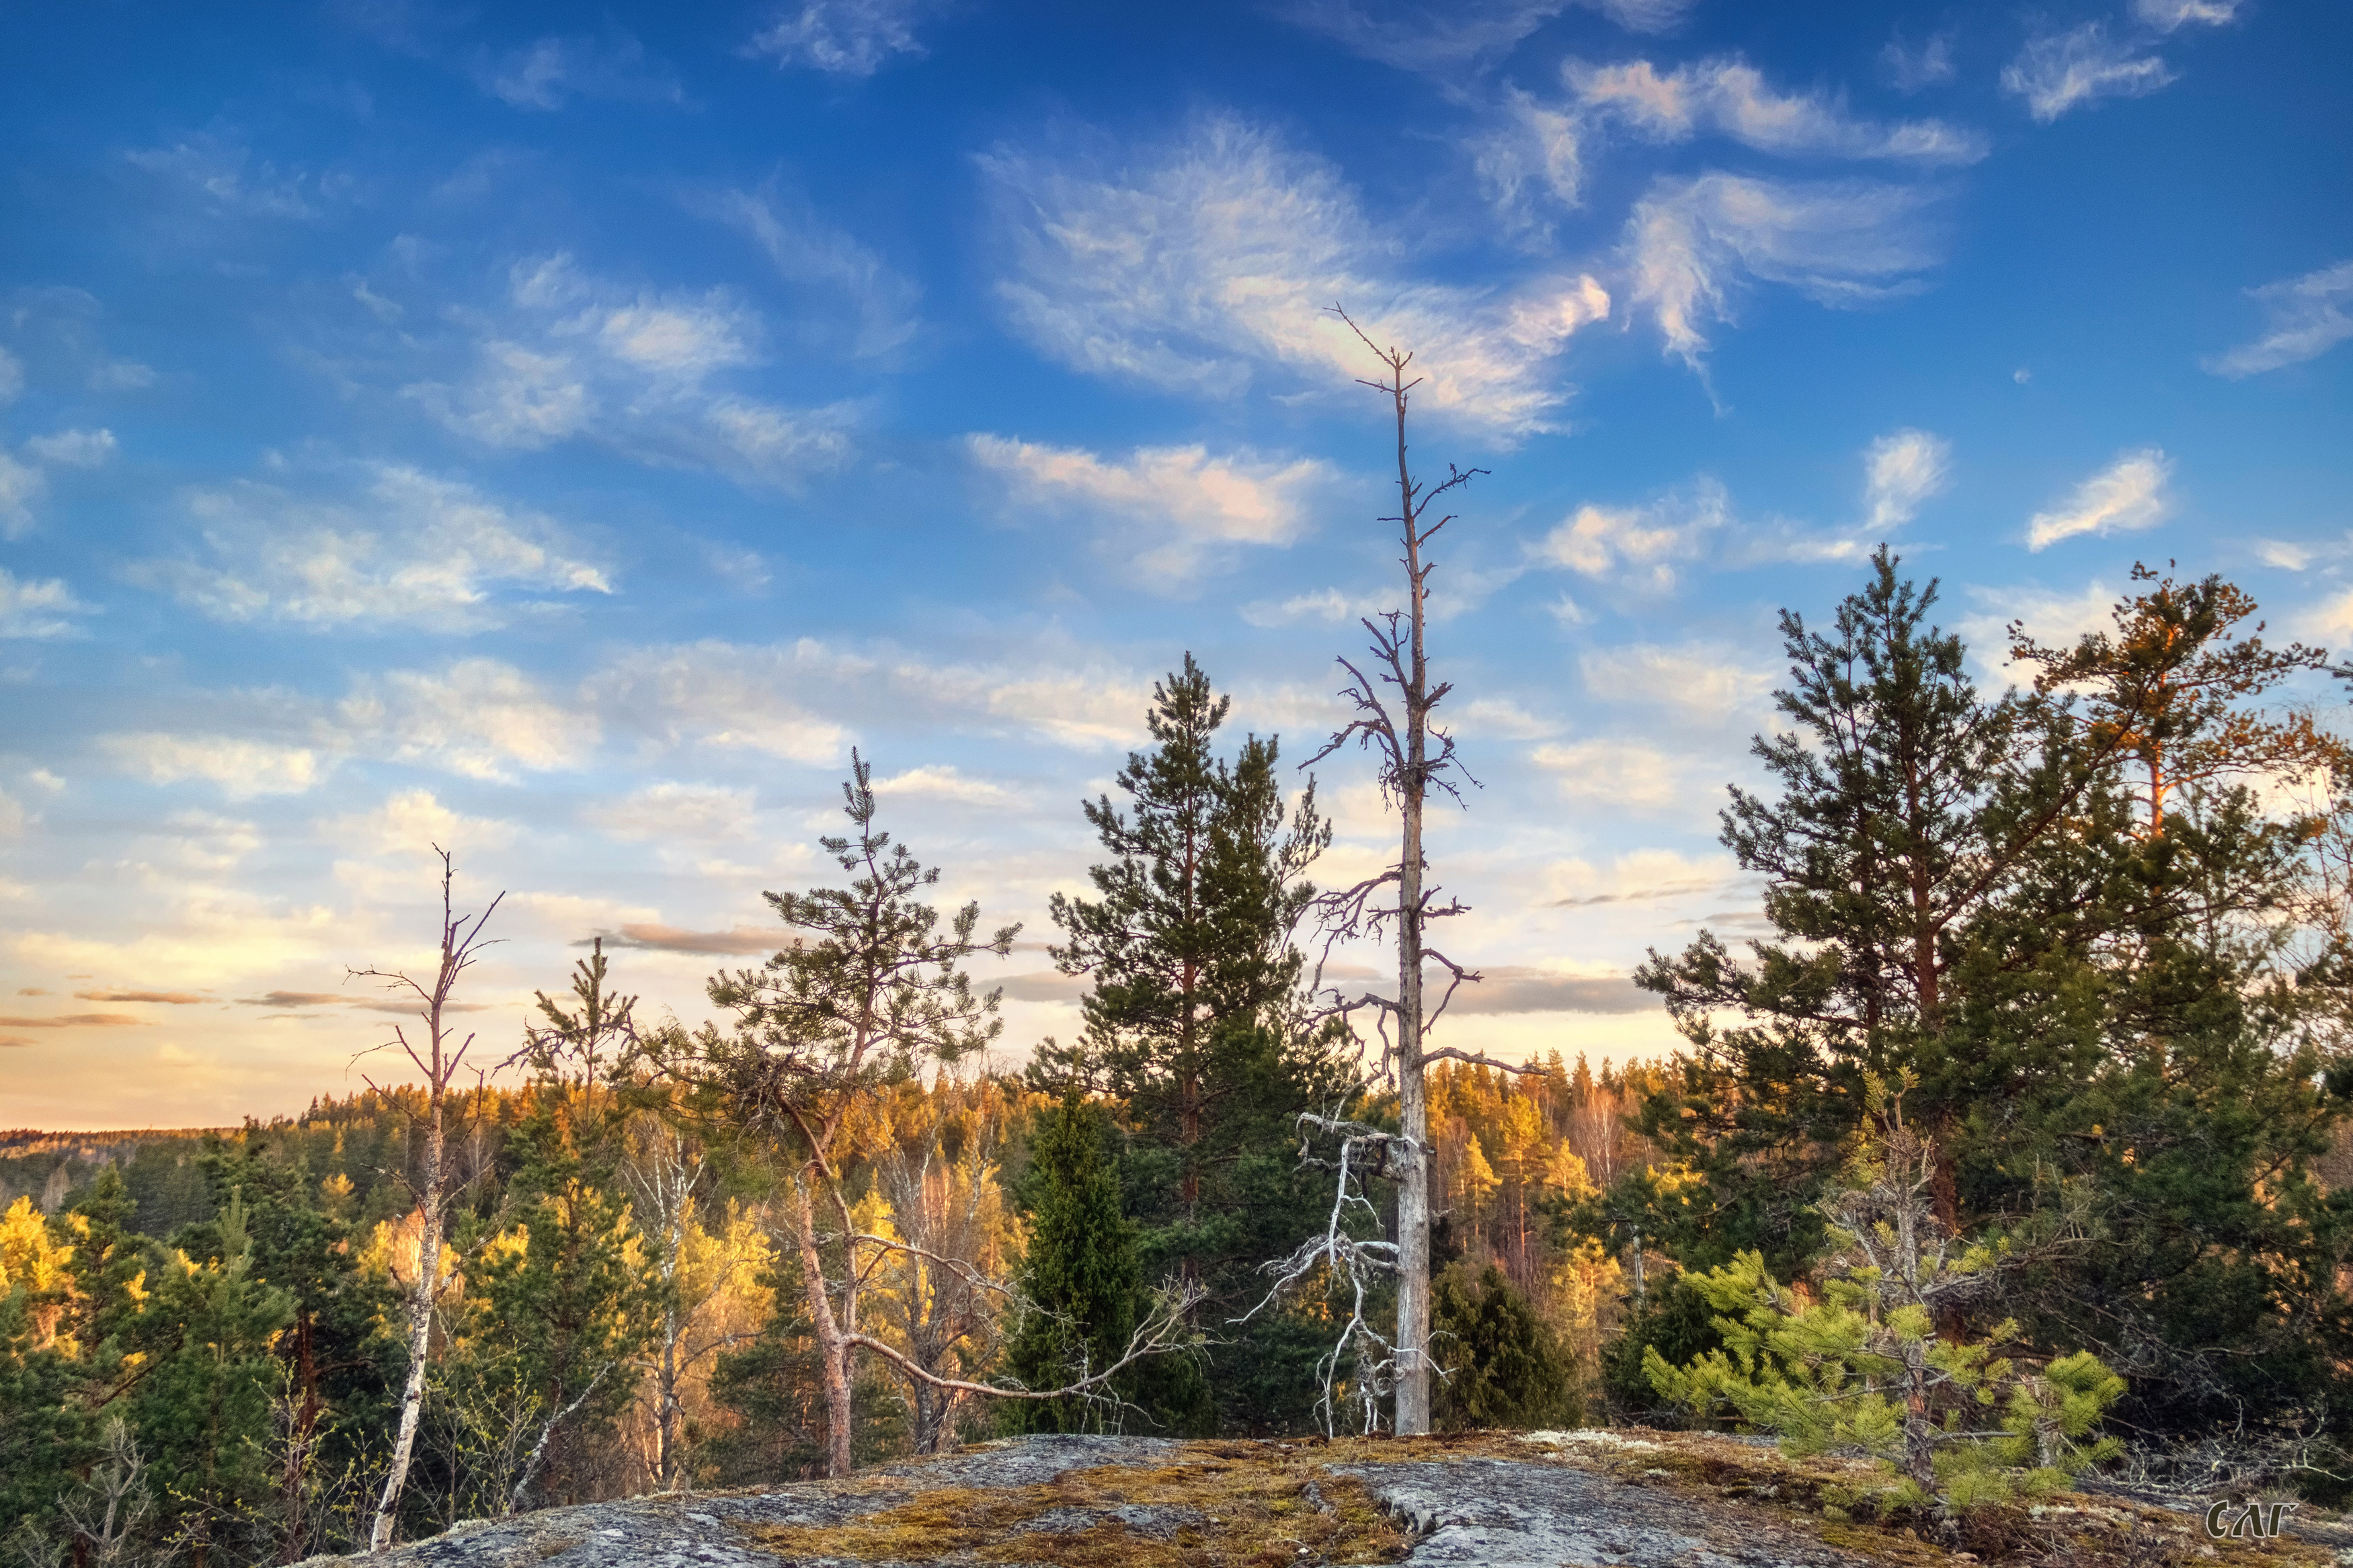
[9,552,2353,1563]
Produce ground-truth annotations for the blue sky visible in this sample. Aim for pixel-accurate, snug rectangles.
[2,0,2348,1126]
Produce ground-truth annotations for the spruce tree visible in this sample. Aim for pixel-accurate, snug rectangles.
[1005,1094,1142,1434]
[1039,653,1349,1434]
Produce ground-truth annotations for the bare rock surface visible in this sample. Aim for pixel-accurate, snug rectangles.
[335,1433,1890,1568]
[1340,1458,1873,1567]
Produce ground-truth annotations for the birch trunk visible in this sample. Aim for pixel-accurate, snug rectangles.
[369,1095,444,1553]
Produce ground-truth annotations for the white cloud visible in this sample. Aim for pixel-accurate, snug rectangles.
[873,765,1013,806]
[2203,260,2353,378]
[405,255,857,487]
[0,788,23,839]
[341,660,593,782]
[132,464,611,631]
[744,0,936,75]
[1282,0,1693,79]
[2132,0,2241,30]
[1862,427,1952,532]
[1240,587,1381,628]
[23,428,116,467]
[1625,172,1940,373]
[1453,698,1558,739]
[2001,24,2175,122]
[704,185,922,359]
[982,114,1609,438]
[102,735,330,798]
[1579,643,1773,724]
[1529,738,1685,809]
[967,434,1334,585]
[2304,591,2353,647]
[1567,56,1987,163]
[0,455,46,539]
[0,347,22,403]
[479,32,684,110]
[1533,477,1729,588]
[2025,450,2173,552]
[587,782,758,843]
[323,789,519,860]
[1473,87,1587,229]
[1959,579,2120,686]
[0,568,93,639]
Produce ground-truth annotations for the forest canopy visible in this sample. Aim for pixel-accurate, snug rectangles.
[8,550,2353,1563]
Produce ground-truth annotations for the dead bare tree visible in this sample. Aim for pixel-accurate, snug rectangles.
[357,848,504,1554]
[1238,1112,1414,1436]
[1303,308,1533,1435]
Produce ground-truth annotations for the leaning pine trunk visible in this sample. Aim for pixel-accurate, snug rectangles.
[790,1177,856,1478]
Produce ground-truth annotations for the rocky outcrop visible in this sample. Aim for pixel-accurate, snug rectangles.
[331,1432,1891,1568]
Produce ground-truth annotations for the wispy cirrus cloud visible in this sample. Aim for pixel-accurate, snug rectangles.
[476,31,685,111]
[1862,427,1953,533]
[2025,449,2173,552]
[1566,56,1987,164]
[1624,172,1942,374]
[1282,0,1694,81]
[2001,23,2174,122]
[699,183,922,360]
[1879,29,1956,92]
[122,132,342,220]
[130,463,612,632]
[982,114,1609,439]
[2132,0,2242,31]
[967,434,1335,587]
[2204,260,2353,378]
[743,0,941,76]
[403,254,860,488]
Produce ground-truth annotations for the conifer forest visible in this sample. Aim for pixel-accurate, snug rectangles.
[13,363,2353,1561]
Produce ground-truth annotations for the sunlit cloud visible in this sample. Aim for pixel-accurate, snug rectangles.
[1624,172,1941,375]
[1566,55,1986,163]
[982,113,1609,438]
[2024,449,2172,552]
[2002,24,2174,122]
[100,735,332,798]
[967,434,1335,587]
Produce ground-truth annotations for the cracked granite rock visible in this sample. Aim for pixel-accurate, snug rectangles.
[322,1432,1878,1568]
[1341,1458,1872,1567]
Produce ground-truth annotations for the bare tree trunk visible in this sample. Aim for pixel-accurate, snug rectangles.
[372,1110,443,1552]
[1304,315,1515,1436]
[1394,785,1431,1432]
[362,850,502,1554]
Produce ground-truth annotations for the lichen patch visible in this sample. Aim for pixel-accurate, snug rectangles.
[743,1459,1411,1567]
